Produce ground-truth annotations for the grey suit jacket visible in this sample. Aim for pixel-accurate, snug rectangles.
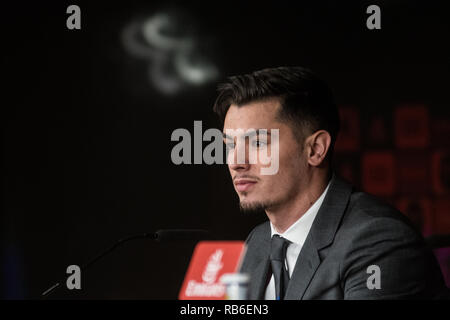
[239,174,448,299]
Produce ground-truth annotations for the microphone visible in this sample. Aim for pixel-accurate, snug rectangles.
[41,229,211,298]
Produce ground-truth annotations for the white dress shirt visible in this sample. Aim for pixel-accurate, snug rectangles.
[264,181,331,300]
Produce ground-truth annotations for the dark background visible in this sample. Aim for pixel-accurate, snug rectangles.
[2,1,449,299]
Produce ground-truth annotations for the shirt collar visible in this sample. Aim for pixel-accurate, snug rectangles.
[270,181,331,247]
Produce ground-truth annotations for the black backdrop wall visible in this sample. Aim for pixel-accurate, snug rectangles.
[2,1,449,299]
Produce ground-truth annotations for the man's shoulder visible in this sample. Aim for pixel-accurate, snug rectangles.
[334,187,425,252]
[330,186,447,299]
[344,188,419,233]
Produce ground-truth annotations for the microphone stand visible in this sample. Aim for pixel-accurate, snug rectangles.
[41,229,209,298]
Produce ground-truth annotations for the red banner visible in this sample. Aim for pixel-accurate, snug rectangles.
[179,241,246,300]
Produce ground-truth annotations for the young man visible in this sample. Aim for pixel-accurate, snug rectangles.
[213,66,447,299]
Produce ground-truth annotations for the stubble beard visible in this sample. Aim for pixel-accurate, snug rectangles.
[238,193,279,213]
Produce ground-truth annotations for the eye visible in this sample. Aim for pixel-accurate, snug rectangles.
[251,140,267,147]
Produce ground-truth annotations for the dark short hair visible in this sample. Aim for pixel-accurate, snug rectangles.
[213,66,340,158]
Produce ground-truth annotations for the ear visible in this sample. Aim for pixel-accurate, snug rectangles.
[305,130,331,167]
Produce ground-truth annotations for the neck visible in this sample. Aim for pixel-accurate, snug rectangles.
[266,169,330,233]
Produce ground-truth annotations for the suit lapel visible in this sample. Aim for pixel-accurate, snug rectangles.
[244,222,272,299]
[248,256,271,299]
[284,174,353,300]
[284,241,320,300]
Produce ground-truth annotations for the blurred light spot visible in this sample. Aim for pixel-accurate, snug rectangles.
[121,9,219,96]
[142,13,191,51]
[175,51,218,85]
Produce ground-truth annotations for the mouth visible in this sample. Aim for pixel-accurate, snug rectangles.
[234,179,258,192]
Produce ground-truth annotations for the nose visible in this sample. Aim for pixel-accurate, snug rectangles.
[229,160,250,172]
[227,139,250,172]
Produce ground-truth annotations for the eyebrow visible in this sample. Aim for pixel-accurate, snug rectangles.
[222,129,271,140]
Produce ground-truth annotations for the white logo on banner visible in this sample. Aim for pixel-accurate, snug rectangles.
[202,250,224,284]
[185,250,226,297]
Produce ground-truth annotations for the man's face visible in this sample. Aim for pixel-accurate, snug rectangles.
[223,98,308,211]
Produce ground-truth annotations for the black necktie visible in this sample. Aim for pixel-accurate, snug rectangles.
[270,235,291,300]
